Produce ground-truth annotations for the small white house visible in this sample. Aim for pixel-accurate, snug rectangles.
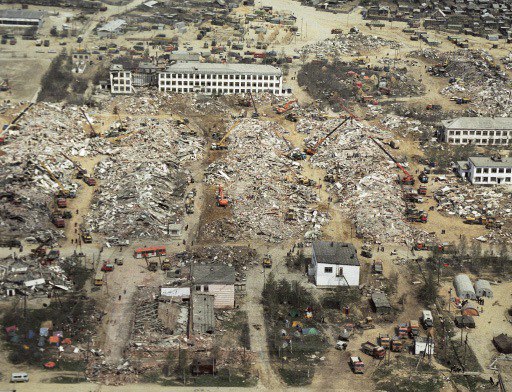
[192,264,235,309]
[309,242,360,287]
[414,337,435,355]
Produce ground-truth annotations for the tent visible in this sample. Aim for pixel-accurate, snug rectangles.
[461,303,479,316]
[454,274,476,300]
[455,315,475,328]
[302,328,319,335]
[474,279,493,298]
[493,334,512,354]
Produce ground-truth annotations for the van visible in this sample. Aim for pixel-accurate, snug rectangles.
[422,310,433,328]
[11,372,29,382]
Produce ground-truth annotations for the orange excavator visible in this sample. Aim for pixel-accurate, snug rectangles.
[370,138,415,185]
[217,185,229,207]
[305,116,350,156]
[276,99,298,114]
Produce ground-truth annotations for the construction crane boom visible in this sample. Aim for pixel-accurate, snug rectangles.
[370,137,414,184]
[249,91,259,118]
[80,108,98,138]
[305,116,349,156]
[37,161,72,196]
[218,120,241,147]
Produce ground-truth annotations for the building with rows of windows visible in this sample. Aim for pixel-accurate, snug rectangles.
[109,64,133,94]
[158,62,292,95]
[441,117,512,146]
[456,156,512,185]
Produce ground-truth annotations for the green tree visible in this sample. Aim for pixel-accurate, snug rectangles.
[417,271,438,306]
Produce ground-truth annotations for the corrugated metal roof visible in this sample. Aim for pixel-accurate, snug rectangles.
[442,117,512,130]
[454,274,475,295]
[193,264,235,284]
[0,9,45,20]
[163,62,282,76]
[313,241,360,266]
[469,156,512,168]
[99,19,126,32]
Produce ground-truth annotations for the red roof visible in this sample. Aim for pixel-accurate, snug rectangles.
[134,246,166,253]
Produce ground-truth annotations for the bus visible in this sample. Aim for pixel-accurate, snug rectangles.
[133,246,166,259]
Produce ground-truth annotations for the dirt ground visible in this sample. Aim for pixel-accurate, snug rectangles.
[2,0,512,390]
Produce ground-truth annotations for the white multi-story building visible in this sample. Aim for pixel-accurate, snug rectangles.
[109,64,133,94]
[441,117,512,146]
[158,62,291,95]
[309,241,360,287]
[456,156,512,185]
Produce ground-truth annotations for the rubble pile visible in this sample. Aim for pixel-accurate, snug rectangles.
[0,253,80,297]
[175,245,256,275]
[0,103,108,237]
[299,119,429,244]
[203,119,328,243]
[299,34,397,58]
[410,49,512,117]
[434,179,512,243]
[86,117,204,239]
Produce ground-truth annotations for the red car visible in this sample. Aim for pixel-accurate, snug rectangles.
[101,263,114,272]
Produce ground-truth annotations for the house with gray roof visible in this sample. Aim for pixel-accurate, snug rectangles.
[309,242,360,287]
[0,9,45,28]
[456,155,512,185]
[441,117,512,146]
[192,264,235,309]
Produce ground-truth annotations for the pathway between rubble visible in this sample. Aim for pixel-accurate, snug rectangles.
[243,265,285,389]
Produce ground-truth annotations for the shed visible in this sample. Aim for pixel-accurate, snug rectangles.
[192,293,215,334]
[461,303,479,316]
[493,333,512,354]
[455,315,475,328]
[474,279,493,298]
[191,357,217,375]
[370,292,391,314]
[454,274,476,299]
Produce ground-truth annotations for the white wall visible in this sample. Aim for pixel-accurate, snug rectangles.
[196,284,234,308]
[467,162,512,185]
[314,262,360,287]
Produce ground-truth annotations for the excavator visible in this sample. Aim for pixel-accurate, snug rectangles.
[217,185,229,207]
[80,108,98,138]
[305,116,350,156]
[211,120,241,150]
[276,99,298,114]
[370,138,415,185]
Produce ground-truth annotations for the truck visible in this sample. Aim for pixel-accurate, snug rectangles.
[84,177,96,186]
[82,231,93,243]
[421,310,433,328]
[418,172,429,183]
[390,337,403,352]
[43,39,49,47]
[360,244,372,258]
[397,323,409,338]
[409,320,420,336]
[350,356,365,374]
[263,254,272,268]
[56,198,67,208]
[361,341,385,359]
[94,272,104,286]
[52,214,65,228]
[418,185,427,195]
[161,258,171,270]
[378,334,390,349]
[148,260,158,271]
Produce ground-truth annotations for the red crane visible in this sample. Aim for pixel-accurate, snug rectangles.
[305,116,350,156]
[370,138,415,185]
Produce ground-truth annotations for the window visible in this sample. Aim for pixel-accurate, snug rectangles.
[499,168,504,173]
[483,168,489,173]
[474,177,481,182]
[491,168,497,173]
[336,267,344,277]
[195,285,201,291]
[491,177,496,182]
[204,285,209,292]
[324,267,333,273]
[476,168,482,173]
